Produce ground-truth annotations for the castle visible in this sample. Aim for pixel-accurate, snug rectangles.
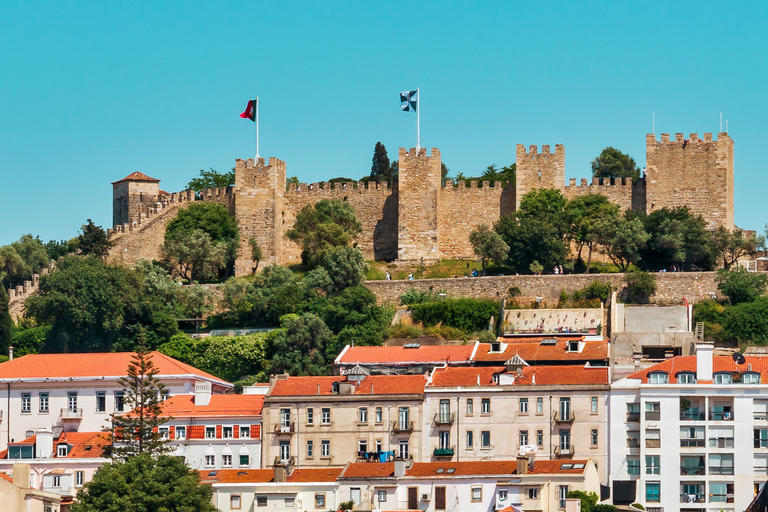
[108,132,734,276]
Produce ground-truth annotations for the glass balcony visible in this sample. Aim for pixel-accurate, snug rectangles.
[680,465,706,476]
[709,466,734,475]
[709,437,734,448]
[680,411,706,421]
[680,439,705,447]
[709,411,734,421]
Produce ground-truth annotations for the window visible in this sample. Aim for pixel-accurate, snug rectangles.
[710,453,734,475]
[591,429,598,446]
[75,471,84,487]
[96,392,106,412]
[315,493,325,508]
[161,391,169,401]
[321,408,331,424]
[205,455,214,467]
[230,494,241,510]
[279,441,290,463]
[649,372,668,384]
[350,487,361,505]
[376,440,382,452]
[176,426,186,440]
[519,430,528,446]
[645,402,660,420]
[645,482,660,502]
[678,372,697,384]
[114,391,124,411]
[714,372,733,384]
[528,488,538,499]
[466,398,473,415]
[321,440,330,457]
[744,372,762,384]
[222,454,232,467]
[438,431,450,449]
[536,430,543,447]
[284,497,295,507]
[280,408,291,431]
[52,475,61,488]
[591,396,598,413]
[57,444,68,457]
[536,397,543,414]
[378,490,387,502]
[481,430,491,448]
[256,496,267,507]
[39,393,49,413]
[646,429,660,448]
[307,407,314,424]
[306,440,314,458]
[158,427,169,440]
[439,399,451,422]
[627,402,640,414]
[498,489,508,501]
[358,407,368,424]
[205,427,216,439]
[558,486,569,508]
[559,397,571,421]
[559,430,571,450]
[398,406,410,427]
[627,458,640,475]
[239,426,249,438]
[471,486,482,502]
[67,392,78,413]
[239,454,249,466]
[399,440,409,459]
[481,398,490,414]
[358,439,368,452]
[646,455,660,474]
[466,430,474,448]
[375,407,382,423]
[222,426,233,438]
[21,393,31,413]
[520,398,528,414]
[435,486,446,510]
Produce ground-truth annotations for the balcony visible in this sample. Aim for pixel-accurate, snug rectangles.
[553,411,575,423]
[392,421,414,433]
[627,438,640,448]
[433,446,455,457]
[680,494,705,504]
[273,456,295,466]
[59,408,83,420]
[273,422,295,434]
[627,412,640,422]
[680,439,705,448]
[709,437,734,449]
[709,411,734,421]
[709,494,734,504]
[680,465,705,476]
[709,466,734,475]
[554,445,574,458]
[645,439,660,448]
[680,411,706,421]
[433,413,455,425]
[645,411,660,421]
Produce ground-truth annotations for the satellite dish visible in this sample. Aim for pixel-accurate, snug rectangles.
[733,352,746,365]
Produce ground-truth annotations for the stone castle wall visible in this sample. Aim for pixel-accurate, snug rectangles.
[515,144,565,210]
[563,177,637,212]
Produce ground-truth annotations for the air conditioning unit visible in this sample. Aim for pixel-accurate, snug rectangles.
[421,493,431,501]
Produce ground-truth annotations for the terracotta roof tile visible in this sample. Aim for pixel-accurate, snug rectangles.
[336,345,474,365]
[341,460,590,479]
[407,461,519,477]
[269,375,426,397]
[628,355,768,383]
[473,338,608,363]
[0,352,230,386]
[9,435,36,446]
[111,171,160,184]
[430,366,505,386]
[288,468,343,483]
[429,365,609,387]
[56,432,111,458]
[200,469,274,484]
[340,462,395,479]
[160,394,264,417]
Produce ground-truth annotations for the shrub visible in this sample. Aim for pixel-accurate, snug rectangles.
[507,286,522,299]
[529,260,543,275]
[593,505,619,512]
[716,266,768,305]
[624,270,656,304]
[411,298,499,332]
[582,280,612,301]
[478,331,495,344]
[11,325,51,357]
[400,288,446,306]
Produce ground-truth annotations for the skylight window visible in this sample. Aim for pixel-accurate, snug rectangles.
[446,468,456,473]
[403,343,421,349]
[560,464,573,470]
[436,468,445,474]
[572,463,585,469]
[540,338,557,345]
[208,471,217,476]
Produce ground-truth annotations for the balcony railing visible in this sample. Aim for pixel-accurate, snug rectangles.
[680,494,705,504]
[680,466,705,476]
[680,439,705,447]
[709,466,734,475]
[646,439,660,448]
[709,494,735,503]
[627,439,640,448]
[274,422,295,434]
[709,437,734,448]
[392,421,414,433]
[680,411,706,421]
[627,412,640,422]
[60,408,83,419]
[709,411,734,421]
[433,413,455,425]
[755,439,768,449]
[273,456,295,466]
[646,411,660,421]
[433,446,455,457]
[554,445,574,458]
[553,411,574,423]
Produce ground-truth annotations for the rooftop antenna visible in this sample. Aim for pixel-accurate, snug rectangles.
[652,113,655,134]
[720,112,722,132]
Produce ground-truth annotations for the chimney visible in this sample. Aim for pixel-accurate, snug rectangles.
[696,343,714,382]
[36,428,53,458]
[12,463,29,489]
[394,460,406,477]
[194,381,212,406]
[8,346,13,361]
[516,456,529,475]
[274,464,288,483]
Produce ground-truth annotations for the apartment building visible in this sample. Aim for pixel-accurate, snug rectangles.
[262,371,427,468]
[0,352,231,449]
[424,363,610,483]
[476,336,609,367]
[0,463,61,512]
[610,343,766,512]
[334,343,474,375]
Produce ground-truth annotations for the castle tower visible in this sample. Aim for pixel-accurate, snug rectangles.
[515,144,565,210]
[111,172,161,227]
[645,133,734,229]
[233,156,287,276]
[397,147,441,263]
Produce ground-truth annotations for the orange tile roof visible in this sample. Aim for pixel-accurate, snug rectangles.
[160,394,264,417]
[56,432,111,458]
[111,171,160,184]
[407,461,519,477]
[341,460,590,479]
[200,469,274,484]
[628,355,768,383]
[473,338,608,363]
[340,462,395,479]
[336,345,474,365]
[0,472,11,483]
[429,365,609,387]
[288,468,343,483]
[269,375,427,397]
[0,352,230,386]
[430,366,506,386]
[9,435,36,446]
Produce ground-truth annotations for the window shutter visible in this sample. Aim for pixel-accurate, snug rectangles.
[435,486,446,510]
[169,426,175,440]
[234,425,239,439]
[252,424,261,438]
[188,425,205,439]
[216,425,222,439]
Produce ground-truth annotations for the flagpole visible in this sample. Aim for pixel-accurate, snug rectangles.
[416,87,420,152]
[256,97,260,160]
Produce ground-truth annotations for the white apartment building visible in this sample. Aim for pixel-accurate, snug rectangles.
[0,352,231,449]
[610,343,766,512]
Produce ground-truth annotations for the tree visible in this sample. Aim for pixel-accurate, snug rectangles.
[715,266,768,305]
[0,285,12,356]
[69,454,217,512]
[285,199,363,267]
[639,207,715,271]
[269,313,331,375]
[480,163,516,185]
[186,167,235,191]
[248,237,263,273]
[593,213,649,271]
[441,162,450,180]
[469,224,509,274]
[0,245,24,289]
[623,270,656,304]
[0,235,51,289]
[565,194,619,273]
[567,490,598,512]
[314,246,368,295]
[712,226,760,269]
[591,147,640,181]
[77,219,113,260]
[110,336,170,460]
[163,229,227,284]
[370,142,392,180]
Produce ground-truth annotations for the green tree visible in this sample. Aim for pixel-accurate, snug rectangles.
[69,454,216,512]
[591,147,640,181]
[45,238,77,260]
[567,490,598,512]
[269,313,331,375]
[163,229,227,284]
[712,226,760,269]
[469,224,509,274]
[565,194,619,273]
[441,162,450,180]
[315,246,368,295]
[480,163,516,185]
[719,297,768,345]
[77,219,113,260]
[639,207,715,271]
[10,324,50,357]
[371,142,392,180]
[0,285,12,356]
[11,234,50,280]
[593,212,649,271]
[249,237,263,273]
[110,337,170,460]
[186,167,235,191]
[285,199,363,267]
[0,245,24,289]
[715,266,768,305]
[177,286,216,318]
[623,270,657,304]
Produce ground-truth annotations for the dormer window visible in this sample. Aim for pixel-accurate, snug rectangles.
[57,444,68,457]
[567,341,579,353]
[743,373,761,384]
[492,373,500,384]
[714,373,733,384]
[677,372,697,384]
[490,342,501,353]
[648,372,668,384]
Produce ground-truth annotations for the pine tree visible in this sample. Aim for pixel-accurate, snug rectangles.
[110,333,171,460]
[0,285,12,356]
[370,142,391,180]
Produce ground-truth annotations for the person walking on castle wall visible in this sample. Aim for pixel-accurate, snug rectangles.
[559,265,564,275]
[408,273,414,280]
[554,266,559,275]
[386,271,391,281]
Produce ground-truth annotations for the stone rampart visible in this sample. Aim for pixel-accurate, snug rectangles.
[563,177,637,212]
[7,265,53,322]
[365,272,721,306]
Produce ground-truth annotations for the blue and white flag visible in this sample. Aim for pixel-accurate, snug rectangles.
[400,90,418,111]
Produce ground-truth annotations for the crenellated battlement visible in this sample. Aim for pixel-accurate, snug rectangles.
[565,177,634,189]
[516,143,565,158]
[647,132,728,145]
[515,142,566,211]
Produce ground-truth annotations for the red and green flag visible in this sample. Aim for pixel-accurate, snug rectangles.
[240,99,256,121]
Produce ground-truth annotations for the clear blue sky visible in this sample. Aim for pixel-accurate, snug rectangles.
[2,1,767,245]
